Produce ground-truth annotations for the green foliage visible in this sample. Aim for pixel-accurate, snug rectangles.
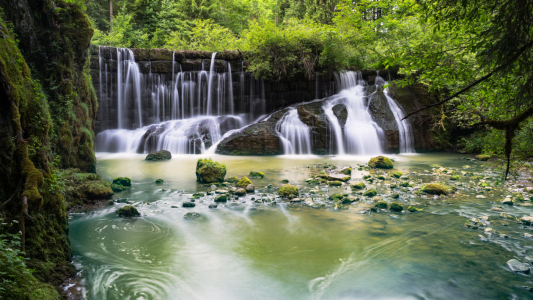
[165,19,238,51]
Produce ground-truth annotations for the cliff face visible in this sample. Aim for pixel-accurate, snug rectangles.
[0,0,97,296]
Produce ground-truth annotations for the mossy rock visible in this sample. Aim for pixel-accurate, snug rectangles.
[329,194,344,201]
[512,192,525,202]
[350,182,365,190]
[245,184,255,193]
[281,179,290,183]
[407,206,422,212]
[377,175,386,180]
[329,181,342,186]
[116,205,140,217]
[249,171,265,178]
[363,189,377,197]
[146,150,172,161]
[375,201,388,209]
[236,176,253,188]
[392,171,402,178]
[227,176,238,183]
[475,154,491,161]
[113,177,132,187]
[389,202,403,212]
[392,193,400,198]
[422,183,449,195]
[363,175,371,180]
[111,183,129,192]
[215,194,228,202]
[279,184,299,198]
[235,188,246,196]
[400,182,411,187]
[196,158,227,183]
[155,179,164,184]
[183,202,196,207]
[340,167,352,175]
[368,156,394,169]
[78,181,114,200]
[450,175,460,180]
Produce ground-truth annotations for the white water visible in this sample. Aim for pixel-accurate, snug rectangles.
[376,75,415,153]
[322,71,384,155]
[276,108,312,155]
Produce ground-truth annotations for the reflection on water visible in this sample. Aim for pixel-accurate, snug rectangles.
[69,153,533,299]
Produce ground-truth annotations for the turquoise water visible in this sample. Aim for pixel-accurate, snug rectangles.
[69,153,533,299]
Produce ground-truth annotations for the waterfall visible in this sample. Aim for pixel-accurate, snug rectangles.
[322,71,384,155]
[115,48,143,128]
[276,108,312,155]
[375,75,416,153]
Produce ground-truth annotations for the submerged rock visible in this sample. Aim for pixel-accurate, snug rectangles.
[507,259,530,273]
[195,158,227,183]
[116,205,140,217]
[235,188,246,196]
[184,212,201,219]
[145,150,172,161]
[208,203,218,209]
[155,179,164,184]
[214,195,228,202]
[183,202,196,207]
[368,156,394,169]
[249,171,265,178]
[375,201,388,209]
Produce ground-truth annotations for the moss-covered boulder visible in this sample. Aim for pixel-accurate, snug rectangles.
[389,202,403,212]
[392,171,402,178]
[155,179,164,184]
[368,156,394,169]
[227,176,238,183]
[146,150,172,161]
[350,182,366,190]
[475,154,490,161]
[195,158,227,183]
[375,201,388,209]
[363,189,378,197]
[113,177,131,186]
[422,183,449,195]
[329,181,342,186]
[278,184,299,198]
[249,171,265,178]
[215,194,228,202]
[57,169,114,207]
[116,205,140,217]
[407,206,422,212]
[450,175,460,180]
[340,167,352,175]
[236,176,252,188]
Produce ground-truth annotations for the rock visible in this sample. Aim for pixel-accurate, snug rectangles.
[328,174,351,182]
[513,192,525,202]
[209,203,218,209]
[375,201,388,209]
[249,171,265,178]
[450,175,460,180]
[227,176,238,183]
[281,179,290,184]
[184,212,201,219]
[407,206,422,212]
[475,154,491,161]
[521,216,533,225]
[195,158,227,183]
[340,167,352,175]
[278,184,299,198]
[389,202,403,212]
[183,202,196,207]
[491,206,503,212]
[392,193,400,199]
[368,156,393,169]
[372,196,383,202]
[106,200,114,206]
[235,188,246,196]
[113,177,132,187]
[502,198,514,205]
[215,189,228,194]
[422,183,449,195]
[290,198,303,202]
[332,104,347,128]
[507,259,530,273]
[363,189,377,197]
[215,195,228,202]
[145,150,172,161]
[464,221,478,229]
[350,182,365,190]
[329,181,342,186]
[155,179,164,184]
[245,184,255,193]
[392,171,402,178]
[116,205,140,217]
[236,176,252,188]
[525,233,533,239]
[500,212,517,221]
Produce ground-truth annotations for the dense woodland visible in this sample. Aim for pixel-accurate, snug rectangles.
[82,0,532,177]
[0,0,532,298]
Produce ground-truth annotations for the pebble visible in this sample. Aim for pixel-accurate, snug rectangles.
[507,259,530,273]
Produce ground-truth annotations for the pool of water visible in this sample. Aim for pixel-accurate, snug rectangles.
[69,153,533,299]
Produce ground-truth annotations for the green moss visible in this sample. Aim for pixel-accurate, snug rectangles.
[227,176,238,183]
[400,182,411,187]
[422,183,449,195]
[407,206,423,212]
[475,154,491,161]
[236,176,253,188]
[329,193,344,201]
[363,189,377,197]
[249,171,265,178]
[378,175,386,180]
[215,194,228,202]
[329,181,342,186]
[368,156,394,169]
[392,171,402,178]
[512,192,525,202]
[389,202,403,212]
[375,201,388,209]
[450,175,460,180]
[116,205,140,217]
[195,158,227,183]
[350,182,365,190]
[341,167,352,175]
[155,179,164,184]
[113,177,131,186]
[278,184,299,198]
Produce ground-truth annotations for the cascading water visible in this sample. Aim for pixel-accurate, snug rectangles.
[321,71,384,155]
[276,108,312,155]
[375,75,415,153]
